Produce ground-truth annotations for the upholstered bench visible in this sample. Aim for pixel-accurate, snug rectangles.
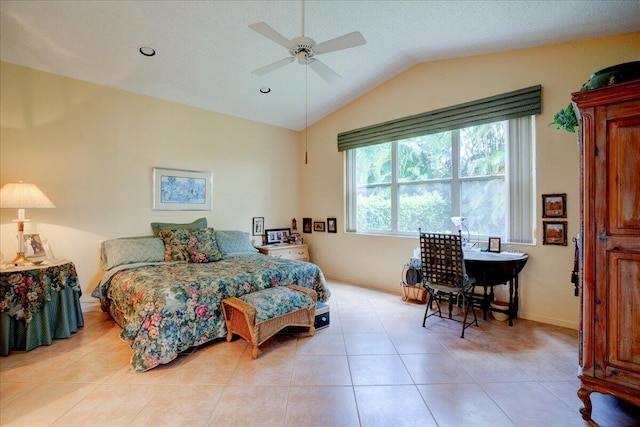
[222,285,317,358]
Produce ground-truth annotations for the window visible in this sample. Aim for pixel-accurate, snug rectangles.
[345,116,535,243]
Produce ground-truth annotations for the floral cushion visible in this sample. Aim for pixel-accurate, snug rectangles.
[158,228,223,263]
[241,286,315,323]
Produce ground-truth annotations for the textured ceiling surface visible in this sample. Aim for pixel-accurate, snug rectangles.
[2,0,639,130]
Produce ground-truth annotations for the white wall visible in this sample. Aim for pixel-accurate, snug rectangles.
[1,62,300,300]
[299,32,640,329]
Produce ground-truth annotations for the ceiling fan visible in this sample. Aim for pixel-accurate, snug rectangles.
[249,1,366,83]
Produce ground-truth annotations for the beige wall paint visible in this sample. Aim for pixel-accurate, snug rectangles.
[2,32,638,328]
[300,32,640,329]
[1,62,300,300]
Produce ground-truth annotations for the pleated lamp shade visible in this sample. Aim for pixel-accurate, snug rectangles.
[0,181,55,210]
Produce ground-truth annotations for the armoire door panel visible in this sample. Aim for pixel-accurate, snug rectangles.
[606,251,640,387]
[607,115,640,235]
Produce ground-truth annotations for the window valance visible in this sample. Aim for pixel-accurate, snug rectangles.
[337,85,541,152]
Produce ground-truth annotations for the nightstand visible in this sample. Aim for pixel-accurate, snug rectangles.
[257,244,309,262]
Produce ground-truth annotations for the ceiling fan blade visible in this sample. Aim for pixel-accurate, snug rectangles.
[252,57,295,76]
[308,58,341,84]
[313,31,366,54]
[249,22,295,50]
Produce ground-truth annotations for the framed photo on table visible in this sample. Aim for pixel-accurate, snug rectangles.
[543,221,568,246]
[542,193,566,218]
[488,237,501,253]
[23,234,46,258]
[265,228,291,245]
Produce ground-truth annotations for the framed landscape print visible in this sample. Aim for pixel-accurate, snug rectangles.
[542,193,566,218]
[153,167,213,210]
[543,221,568,246]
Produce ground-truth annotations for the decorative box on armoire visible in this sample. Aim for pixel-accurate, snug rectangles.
[572,78,640,422]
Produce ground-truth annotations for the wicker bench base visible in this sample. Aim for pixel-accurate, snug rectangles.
[222,285,317,358]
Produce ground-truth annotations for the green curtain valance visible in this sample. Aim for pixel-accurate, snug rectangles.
[337,85,541,152]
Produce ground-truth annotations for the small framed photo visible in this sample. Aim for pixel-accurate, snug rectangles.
[303,217,312,233]
[264,228,291,245]
[488,237,501,253]
[542,193,566,218]
[252,217,264,235]
[327,217,337,233]
[314,221,326,232]
[152,167,213,211]
[543,221,568,246]
[23,234,46,258]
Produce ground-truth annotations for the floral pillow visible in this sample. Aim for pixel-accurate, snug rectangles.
[158,228,223,263]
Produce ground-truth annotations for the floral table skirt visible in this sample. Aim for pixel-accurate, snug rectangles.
[0,260,84,355]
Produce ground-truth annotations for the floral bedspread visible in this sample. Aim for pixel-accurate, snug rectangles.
[93,254,329,372]
[0,261,80,324]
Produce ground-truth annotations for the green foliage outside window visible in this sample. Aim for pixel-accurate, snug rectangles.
[352,122,507,237]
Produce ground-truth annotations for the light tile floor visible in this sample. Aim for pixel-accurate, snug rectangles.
[1,280,639,426]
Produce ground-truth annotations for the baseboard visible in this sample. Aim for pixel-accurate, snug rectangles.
[517,311,578,330]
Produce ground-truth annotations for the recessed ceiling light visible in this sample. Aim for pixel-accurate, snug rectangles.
[139,46,156,57]
[259,87,271,94]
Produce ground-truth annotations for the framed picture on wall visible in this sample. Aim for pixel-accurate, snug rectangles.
[542,193,566,218]
[303,218,312,233]
[252,217,264,235]
[152,167,213,210]
[327,218,337,233]
[543,221,568,246]
[314,221,326,232]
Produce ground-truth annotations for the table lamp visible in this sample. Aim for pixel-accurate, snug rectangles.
[450,216,471,245]
[0,181,55,265]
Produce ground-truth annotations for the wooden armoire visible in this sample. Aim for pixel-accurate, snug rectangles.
[572,79,640,421]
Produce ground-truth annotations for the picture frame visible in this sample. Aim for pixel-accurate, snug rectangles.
[488,237,501,253]
[264,228,291,245]
[153,167,213,211]
[23,234,46,258]
[252,217,264,235]
[314,221,326,232]
[303,217,312,233]
[543,221,568,246]
[542,193,567,218]
[327,217,337,233]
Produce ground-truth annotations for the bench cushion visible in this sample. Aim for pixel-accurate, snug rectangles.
[241,286,315,323]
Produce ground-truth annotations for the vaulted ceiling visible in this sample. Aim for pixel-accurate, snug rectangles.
[2,1,639,130]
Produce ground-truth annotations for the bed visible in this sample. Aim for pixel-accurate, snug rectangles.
[92,224,329,372]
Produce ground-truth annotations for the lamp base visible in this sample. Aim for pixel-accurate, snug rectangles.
[10,252,31,266]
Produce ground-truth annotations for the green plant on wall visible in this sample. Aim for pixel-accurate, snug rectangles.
[549,103,579,133]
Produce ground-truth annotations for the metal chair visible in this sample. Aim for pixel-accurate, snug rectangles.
[420,229,478,338]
